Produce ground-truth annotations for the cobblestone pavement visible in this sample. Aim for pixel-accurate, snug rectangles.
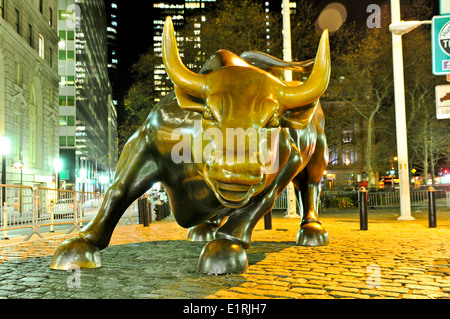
[0,208,449,300]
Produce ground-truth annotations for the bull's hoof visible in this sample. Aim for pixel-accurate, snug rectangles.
[187,223,217,242]
[50,237,101,270]
[197,238,248,275]
[296,219,329,247]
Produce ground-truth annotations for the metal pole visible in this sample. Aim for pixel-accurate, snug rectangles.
[427,187,437,228]
[264,210,272,230]
[142,196,150,227]
[359,187,368,230]
[390,0,414,221]
[282,0,292,81]
[1,156,6,207]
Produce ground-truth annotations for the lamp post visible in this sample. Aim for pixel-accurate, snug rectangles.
[54,158,63,190]
[282,0,300,218]
[389,1,431,221]
[0,136,11,208]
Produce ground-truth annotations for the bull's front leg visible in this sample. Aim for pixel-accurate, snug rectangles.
[186,214,227,242]
[294,132,329,247]
[197,197,274,275]
[197,151,303,275]
[295,182,329,246]
[51,129,159,270]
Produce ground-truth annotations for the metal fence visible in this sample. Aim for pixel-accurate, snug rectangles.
[321,187,450,209]
[0,185,141,241]
[0,185,37,240]
[273,186,450,212]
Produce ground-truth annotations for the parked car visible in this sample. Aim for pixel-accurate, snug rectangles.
[53,198,75,219]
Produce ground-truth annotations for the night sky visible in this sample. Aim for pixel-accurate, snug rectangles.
[114,0,440,123]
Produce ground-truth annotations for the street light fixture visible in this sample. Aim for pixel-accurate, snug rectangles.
[389,1,431,221]
[54,158,63,189]
[389,20,431,35]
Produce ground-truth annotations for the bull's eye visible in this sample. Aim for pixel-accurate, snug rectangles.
[266,113,280,128]
[203,107,216,122]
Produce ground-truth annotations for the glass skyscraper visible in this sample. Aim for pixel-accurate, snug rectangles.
[58,0,118,192]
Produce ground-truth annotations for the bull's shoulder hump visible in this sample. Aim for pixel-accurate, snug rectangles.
[144,93,201,132]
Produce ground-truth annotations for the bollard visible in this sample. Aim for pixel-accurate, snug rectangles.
[155,204,163,221]
[138,198,143,224]
[264,210,272,230]
[359,187,368,231]
[146,200,152,224]
[143,197,150,227]
[427,187,437,228]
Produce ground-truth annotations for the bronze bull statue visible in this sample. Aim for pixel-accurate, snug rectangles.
[51,17,331,275]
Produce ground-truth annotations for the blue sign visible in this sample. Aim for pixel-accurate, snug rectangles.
[432,15,450,75]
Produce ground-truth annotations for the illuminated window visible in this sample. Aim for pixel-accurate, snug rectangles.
[67,50,74,60]
[39,35,45,59]
[59,116,67,126]
[59,136,66,146]
[67,136,75,146]
[59,50,66,60]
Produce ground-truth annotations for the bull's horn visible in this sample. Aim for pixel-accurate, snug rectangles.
[162,16,206,98]
[277,30,331,110]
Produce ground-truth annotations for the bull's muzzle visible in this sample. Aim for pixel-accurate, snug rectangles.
[203,161,266,208]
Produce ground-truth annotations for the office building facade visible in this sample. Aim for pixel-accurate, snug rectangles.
[58,0,118,192]
[0,0,60,187]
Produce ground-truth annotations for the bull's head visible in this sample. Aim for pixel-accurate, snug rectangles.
[163,17,330,208]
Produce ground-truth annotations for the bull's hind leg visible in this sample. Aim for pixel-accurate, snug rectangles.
[51,129,159,270]
[293,135,329,247]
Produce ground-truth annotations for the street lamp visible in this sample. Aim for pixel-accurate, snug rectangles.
[54,158,63,190]
[388,1,431,221]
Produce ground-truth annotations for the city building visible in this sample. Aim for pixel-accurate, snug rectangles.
[149,0,295,102]
[151,0,217,102]
[58,0,118,192]
[105,0,120,109]
[0,0,60,188]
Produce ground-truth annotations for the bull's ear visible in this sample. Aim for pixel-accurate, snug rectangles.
[174,86,205,113]
[280,101,318,130]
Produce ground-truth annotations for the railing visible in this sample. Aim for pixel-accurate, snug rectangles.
[273,186,450,212]
[273,189,288,210]
[321,187,450,209]
[0,185,38,240]
[0,185,142,242]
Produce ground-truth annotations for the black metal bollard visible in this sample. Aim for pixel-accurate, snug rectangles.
[147,200,152,223]
[359,187,368,231]
[138,198,143,224]
[264,210,272,230]
[427,187,437,228]
[142,197,150,227]
[155,204,163,221]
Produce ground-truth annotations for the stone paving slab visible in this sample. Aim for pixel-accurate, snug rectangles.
[0,208,449,300]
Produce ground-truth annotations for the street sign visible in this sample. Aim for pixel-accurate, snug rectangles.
[441,0,450,15]
[432,15,450,75]
[435,84,450,119]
